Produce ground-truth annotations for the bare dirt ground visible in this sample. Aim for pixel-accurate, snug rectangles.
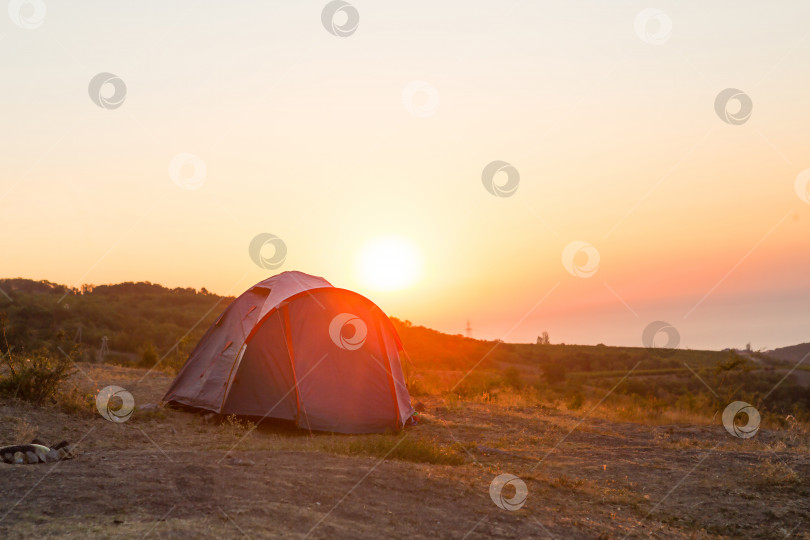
[0,363,808,539]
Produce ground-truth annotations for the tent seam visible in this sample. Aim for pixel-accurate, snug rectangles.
[372,317,402,430]
[281,305,304,428]
[218,342,247,414]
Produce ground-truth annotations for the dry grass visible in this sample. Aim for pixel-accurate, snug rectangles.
[412,368,810,437]
[6,416,38,442]
[323,433,466,465]
[747,458,802,487]
[219,414,256,436]
[55,385,96,417]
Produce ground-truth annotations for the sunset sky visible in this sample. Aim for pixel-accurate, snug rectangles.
[2,2,809,350]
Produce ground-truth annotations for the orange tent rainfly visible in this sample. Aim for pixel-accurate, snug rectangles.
[163,271,415,434]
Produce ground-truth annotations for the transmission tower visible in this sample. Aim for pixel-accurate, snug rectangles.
[96,336,109,363]
[466,320,472,338]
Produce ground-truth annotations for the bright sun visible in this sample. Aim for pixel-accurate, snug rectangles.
[357,236,423,291]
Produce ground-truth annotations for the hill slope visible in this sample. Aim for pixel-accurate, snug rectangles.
[1,278,808,419]
[767,342,810,364]
[0,278,720,372]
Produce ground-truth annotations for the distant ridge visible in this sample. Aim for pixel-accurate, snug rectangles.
[766,342,810,364]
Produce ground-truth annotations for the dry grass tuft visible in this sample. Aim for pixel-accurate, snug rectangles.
[219,414,256,437]
[10,417,38,442]
[748,458,801,487]
[323,433,465,465]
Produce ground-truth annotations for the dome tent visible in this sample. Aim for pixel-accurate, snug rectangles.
[163,271,414,434]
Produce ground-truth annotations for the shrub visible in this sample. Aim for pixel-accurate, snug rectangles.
[0,347,76,404]
[453,372,501,398]
[406,374,431,396]
[162,337,192,375]
[503,366,524,390]
[542,363,567,384]
[138,342,159,368]
[567,392,584,410]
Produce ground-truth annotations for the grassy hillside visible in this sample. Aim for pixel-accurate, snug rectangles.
[0,278,231,370]
[0,277,713,369]
[1,278,808,425]
[392,319,809,427]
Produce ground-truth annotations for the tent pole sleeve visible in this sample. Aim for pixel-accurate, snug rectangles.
[373,317,401,430]
[281,305,303,426]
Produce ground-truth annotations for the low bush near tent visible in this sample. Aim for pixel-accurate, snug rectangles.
[0,348,75,405]
[0,321,93,414]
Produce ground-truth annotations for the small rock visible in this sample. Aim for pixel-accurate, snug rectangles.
[139,403,159,412]
[33,447,48,463]
[13,452,24,464]
[25,451,39,464]
[44,450,61,463]
[58,448,72,460]
[2,453,13,464]
[52,441,70,451]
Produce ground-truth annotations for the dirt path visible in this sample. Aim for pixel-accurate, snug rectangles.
[0,364,808,539]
